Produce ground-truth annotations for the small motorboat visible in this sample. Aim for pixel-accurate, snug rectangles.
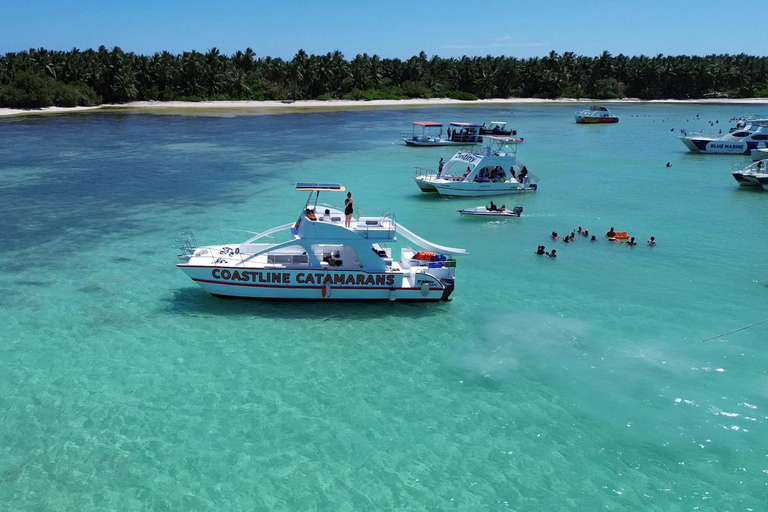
[480,121,517,136]
[575,105,618,124]
[458,206,523,217]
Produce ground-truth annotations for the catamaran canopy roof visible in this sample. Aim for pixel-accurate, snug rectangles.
[485,135,518,142]
[490,121,506,125]
[450,122,482,128]
[412,121,442,127]
[295,183,346,191]
[589,106,609,111]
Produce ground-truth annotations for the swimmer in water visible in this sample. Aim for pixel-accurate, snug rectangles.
[648,236,656,246]
[536,245,546,255]
[548,249,557,258]
[591,235,596,241]
[627,237,637,246]
[606,227,616,238]
[551,231,559,240]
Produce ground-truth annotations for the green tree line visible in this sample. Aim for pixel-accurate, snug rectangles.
[2,47,768,109]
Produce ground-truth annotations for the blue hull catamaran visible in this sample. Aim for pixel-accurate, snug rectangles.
[401,121,483,146]
[680,116,768,154]
[177,184,467,301]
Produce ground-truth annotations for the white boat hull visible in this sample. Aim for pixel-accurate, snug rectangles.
[178,265,453,301]
[404,139,480,147]
[434,182,537,197]
[458,206,522,217]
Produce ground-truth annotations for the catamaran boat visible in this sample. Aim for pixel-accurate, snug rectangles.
[479,121,517,136]
[458,206,523,217]
[176,183,467,301]
[413,136,538,197]
[575,105,619,124]
[401,122,483,146]
[680,116,768,154]
[732,160,768,189]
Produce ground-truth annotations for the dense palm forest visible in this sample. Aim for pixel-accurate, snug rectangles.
[1,47,768,109]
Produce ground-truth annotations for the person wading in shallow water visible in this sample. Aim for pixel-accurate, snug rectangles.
[344,191,354,228]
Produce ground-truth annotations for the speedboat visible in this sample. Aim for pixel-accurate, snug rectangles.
[400,122,483,146]
[458,206,523,217]
[575,105,618,124]
[176,183,467,301]
[732,160,768,189]
[480,121,517,136]
[413,136,538,197]
[680,116,768,154]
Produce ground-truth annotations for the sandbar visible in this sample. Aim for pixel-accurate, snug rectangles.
[2,97,768,118]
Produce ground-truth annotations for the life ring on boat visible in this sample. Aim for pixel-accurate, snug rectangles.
[322,284,332,298]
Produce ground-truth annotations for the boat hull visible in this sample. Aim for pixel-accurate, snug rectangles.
[435,183,537,197]
[404,139,480,147]
[178,265,453,301]
[458,206,522,217]
[680,137,753,154]
[575,116,618,124]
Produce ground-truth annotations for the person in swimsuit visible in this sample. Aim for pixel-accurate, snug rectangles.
[606,227,616,238]
[344,192,354,228]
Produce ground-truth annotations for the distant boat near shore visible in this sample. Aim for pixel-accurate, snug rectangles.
[575,105,619,124]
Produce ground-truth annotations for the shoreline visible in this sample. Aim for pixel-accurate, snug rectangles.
[3,97,768,118]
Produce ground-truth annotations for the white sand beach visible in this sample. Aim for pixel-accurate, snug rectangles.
[2,97,768,118]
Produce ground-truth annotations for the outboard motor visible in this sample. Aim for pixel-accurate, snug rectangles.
[440,278,455,301]
[513,206,523,216]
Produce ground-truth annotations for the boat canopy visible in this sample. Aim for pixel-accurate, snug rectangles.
[490,121,506,126]
[589,105,609,111]
[295,183,346,191]
[412,121,443,127]
[450,122,482,128]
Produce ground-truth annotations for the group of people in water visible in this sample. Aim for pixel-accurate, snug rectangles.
[539,226,656,257]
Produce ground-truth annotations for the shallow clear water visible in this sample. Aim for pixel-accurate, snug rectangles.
[1,104,767,510]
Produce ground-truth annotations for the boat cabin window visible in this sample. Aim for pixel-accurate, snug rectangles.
[752,134,768,140]
[473,165,508,182]
[731,131,751,138]
[312,244,362,268]
[266,254,309,265]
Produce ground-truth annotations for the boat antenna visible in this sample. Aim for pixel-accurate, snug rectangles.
[698,317,768,343]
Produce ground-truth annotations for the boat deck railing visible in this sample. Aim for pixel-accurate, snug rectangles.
[414,167,466,181]
[400,131,441,141]
[734,161,768,173]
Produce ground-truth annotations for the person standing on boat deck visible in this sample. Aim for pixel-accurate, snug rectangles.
[344,192,354,228]
[437,158,444,178]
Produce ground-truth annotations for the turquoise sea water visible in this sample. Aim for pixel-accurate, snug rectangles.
[1,103,767,511]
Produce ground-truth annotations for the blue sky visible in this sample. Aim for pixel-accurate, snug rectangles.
[0,0,762,59]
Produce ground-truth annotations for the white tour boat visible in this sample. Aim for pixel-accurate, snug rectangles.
[680,116,768,154]
[413,136,538,197]
[177,183,468,301]
[732,160,768,189]
[458,205,523,217]
[401,122,483,146]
